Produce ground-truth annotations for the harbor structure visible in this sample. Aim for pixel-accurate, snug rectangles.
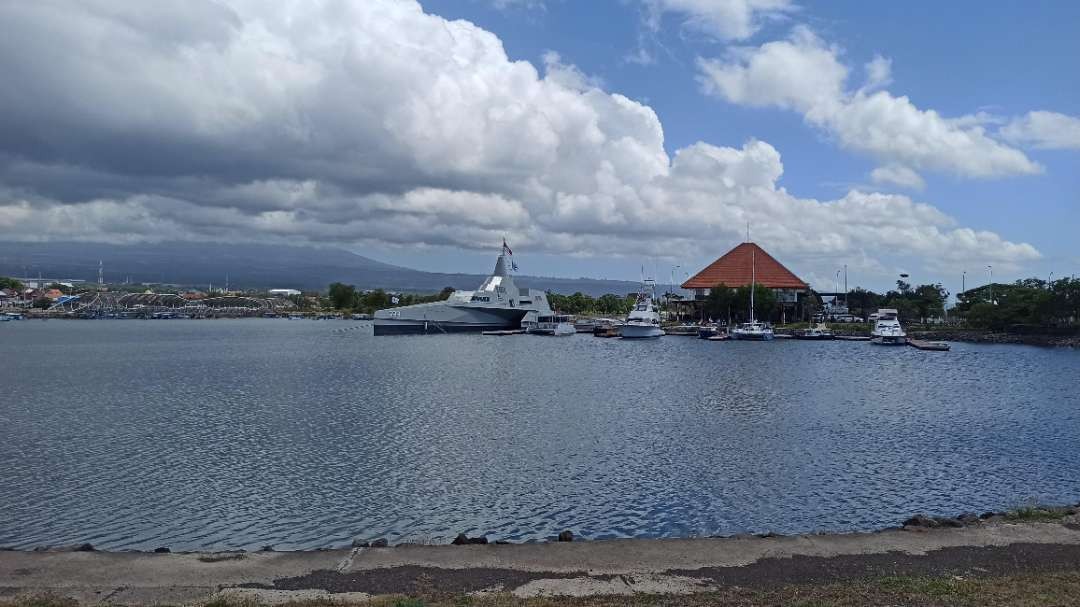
[680,242,809,323]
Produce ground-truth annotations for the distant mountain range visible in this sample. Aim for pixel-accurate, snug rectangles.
[0,241,641,297]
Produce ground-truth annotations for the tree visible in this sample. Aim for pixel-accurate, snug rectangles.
[732,284,777,323]
[845,287,882,320]
[0,277,24,291]
[327,282,357,310]
[703,284,735,323]
[912,283,948,322]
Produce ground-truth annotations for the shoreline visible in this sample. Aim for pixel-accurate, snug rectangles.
[908,328,1080,347]
[3,506,1078,604]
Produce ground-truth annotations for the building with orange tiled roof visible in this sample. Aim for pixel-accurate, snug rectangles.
[681,242,810,322]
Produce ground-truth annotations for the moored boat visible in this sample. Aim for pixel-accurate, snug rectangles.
[620,280,663,339]
[730,320,774,341]
[728,243,774,341]
[794,323,834,340]
[870,308,907,345]
[373,243,552,335]
[530,313,576,336]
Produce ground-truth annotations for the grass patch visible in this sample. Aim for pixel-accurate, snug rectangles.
[1005,505,1074,522]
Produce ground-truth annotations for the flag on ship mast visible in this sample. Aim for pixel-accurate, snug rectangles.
[502,238,513,256]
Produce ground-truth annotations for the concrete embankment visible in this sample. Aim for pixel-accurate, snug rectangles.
[3,513,1080,605]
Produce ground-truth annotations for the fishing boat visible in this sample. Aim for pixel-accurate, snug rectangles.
[729,244,774,341]
[530,313,576,336]
[870,308,907,345]
[620,280,663,339]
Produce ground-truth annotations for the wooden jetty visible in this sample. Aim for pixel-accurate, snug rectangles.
[835,335,872,341]
[908,338,951,351]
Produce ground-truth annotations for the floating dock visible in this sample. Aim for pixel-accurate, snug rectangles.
[908,338,950,351]
[482,329,525,336]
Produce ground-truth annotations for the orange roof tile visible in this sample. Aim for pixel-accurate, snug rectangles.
[682,242,808,290]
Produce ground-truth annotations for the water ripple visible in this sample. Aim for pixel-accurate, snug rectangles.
[0,321,1078,550]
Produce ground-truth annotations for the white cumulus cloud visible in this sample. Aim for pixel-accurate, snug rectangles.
[0,0,1041,285]
[1000,111,1080,150]
[643,0,795,41]
[871,165,925,190]
[697,27,1042,188]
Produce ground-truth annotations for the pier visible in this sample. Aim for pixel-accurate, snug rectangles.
[908,338,951,351]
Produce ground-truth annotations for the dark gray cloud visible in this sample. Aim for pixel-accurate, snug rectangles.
[0,0,1040,281]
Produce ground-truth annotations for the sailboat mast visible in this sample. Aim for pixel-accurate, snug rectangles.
[750,245,755,323]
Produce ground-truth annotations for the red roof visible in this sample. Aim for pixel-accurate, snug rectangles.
[682,242,808,290]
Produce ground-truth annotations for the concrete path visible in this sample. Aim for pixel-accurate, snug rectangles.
[3,518,1080,604]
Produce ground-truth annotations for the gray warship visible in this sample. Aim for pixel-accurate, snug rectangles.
[373,251,552,335]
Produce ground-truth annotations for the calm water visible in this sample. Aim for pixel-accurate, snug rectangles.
[1,320,1078,551]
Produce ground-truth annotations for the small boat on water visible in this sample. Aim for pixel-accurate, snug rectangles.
[530,313,576,336]
[620,280,663,339]
[730,319,774,341]
[794,323,834,340]
[729,243,774,341]
[697,324,720,339]
[870,308,907,345]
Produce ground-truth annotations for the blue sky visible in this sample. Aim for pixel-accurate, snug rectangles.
[0,1,1076,293]
[385,0,1080,290]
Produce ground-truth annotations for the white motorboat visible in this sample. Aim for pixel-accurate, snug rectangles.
[729,244,774,341]
[531,313,576,336]
[870,308,907,345]
[620,280,663,339]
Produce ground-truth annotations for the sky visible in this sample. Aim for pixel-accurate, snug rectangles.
[0,1,1077,293]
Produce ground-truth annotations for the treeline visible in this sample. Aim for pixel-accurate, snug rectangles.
[327,282,454,314]
[842,280,948,323]
[842,277,1080,329]
[955,278,1080,330]
[546,292,637,316]
[702,284,778,323]
[0,276,24,290]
